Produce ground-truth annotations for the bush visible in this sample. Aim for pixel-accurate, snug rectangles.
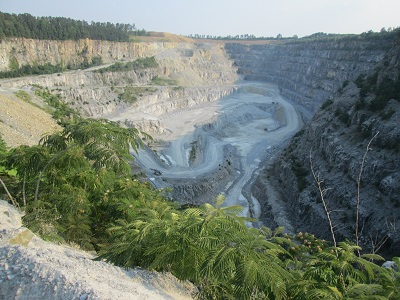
[151,76,178,86]
[95,57,158,73]
[14,90,31,102]
[320,99,333,110]
[335,108,351,125]
[291,159,309,191]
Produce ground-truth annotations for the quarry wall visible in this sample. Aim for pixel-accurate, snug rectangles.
[225,38,390,111]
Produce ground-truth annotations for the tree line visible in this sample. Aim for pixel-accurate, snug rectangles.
[188,27,400,42]
[0,11,149,41]
[94,56,158,74]
[0,56,103,79]
[187,33,296,40]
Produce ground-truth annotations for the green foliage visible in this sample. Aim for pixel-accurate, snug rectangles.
[90,55,103,67]
[287,232,329,259]
[3,116,150,249]
[3,112,400,299]
[335,108,351,126]
[342,80,350,89]
[321,99,333,110]
[355,72,400,111]
[379,108,395,120]
[34,87,78,125]
[151,76,178,86]
[288,242,399,300]
[0,56,103,79]
[95,57,158,74]
[369,76,400,111]
[291,157,309,191]
[0,62,64,79]
[0,134,7,157]
[0,135,8,175]
[14,90,31,103]
[99,195,292,299]
[337,80,349,95]
[117,87,157,104]
[2,67,399,298]
[99,194,400,299]
[0,11,139,41]
[9,57,19,70]
[0,134,17,177]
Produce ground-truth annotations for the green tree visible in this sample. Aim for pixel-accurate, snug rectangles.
[289,242,388,299]
[3,118,149,248]
[100,196,292,299]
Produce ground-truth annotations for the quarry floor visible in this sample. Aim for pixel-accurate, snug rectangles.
[112,81,303,223]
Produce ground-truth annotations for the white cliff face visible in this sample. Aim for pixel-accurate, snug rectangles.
[0,41,238,134]
[0,38,180,72]
[225,39,388,112]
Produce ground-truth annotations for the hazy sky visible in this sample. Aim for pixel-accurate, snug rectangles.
[0,0,399,37]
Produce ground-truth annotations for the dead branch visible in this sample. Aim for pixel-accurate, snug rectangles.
[0,177,18,208]
[356,131,379,255]
[310,152,338,257]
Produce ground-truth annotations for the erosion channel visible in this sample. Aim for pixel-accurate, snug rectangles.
[116,81,302,225]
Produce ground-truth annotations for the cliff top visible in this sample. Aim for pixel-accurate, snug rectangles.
[133,32,194,43]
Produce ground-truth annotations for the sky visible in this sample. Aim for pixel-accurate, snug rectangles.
[0,0,399,38]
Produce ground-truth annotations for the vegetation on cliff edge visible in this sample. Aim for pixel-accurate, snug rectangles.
[0,89,399,299]
[0,11,148,41]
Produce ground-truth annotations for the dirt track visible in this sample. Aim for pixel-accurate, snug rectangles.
[130,81,302,220]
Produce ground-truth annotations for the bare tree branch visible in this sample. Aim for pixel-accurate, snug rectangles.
[356,131,379,255]
[309,151,338,257]
[0,177,18,208]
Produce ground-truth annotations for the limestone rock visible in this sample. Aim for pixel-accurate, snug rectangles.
[252,42,400,257]
[0,200,196,299]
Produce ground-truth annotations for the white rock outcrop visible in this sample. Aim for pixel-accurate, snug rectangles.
[0,200,196,300]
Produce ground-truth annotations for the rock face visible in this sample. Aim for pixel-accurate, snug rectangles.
[0,40,238,133]
[0,38,180,72]
[0,200,196,300]
[249,39,400,257]
[225,37,390,112]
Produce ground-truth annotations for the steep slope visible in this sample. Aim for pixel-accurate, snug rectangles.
[225,35,392,112]
[0,38,180,72]
[255,40,400,256]
[0,90,60,147]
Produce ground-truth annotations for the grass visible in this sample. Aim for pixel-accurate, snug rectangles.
[151,76,178,86]
[118,86,157,104]
[14,90,45,111]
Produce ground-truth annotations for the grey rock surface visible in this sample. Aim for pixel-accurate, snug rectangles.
[247,40,400,257]
[225,38,389,112]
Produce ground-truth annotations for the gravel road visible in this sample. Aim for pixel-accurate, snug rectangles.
[132,81,302,218]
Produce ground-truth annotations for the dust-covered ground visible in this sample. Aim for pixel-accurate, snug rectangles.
[123,81,303,222]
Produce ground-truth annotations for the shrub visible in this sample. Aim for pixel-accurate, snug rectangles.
[379,107,396,120]
[95,57,158,73]
[320,99,333,110]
